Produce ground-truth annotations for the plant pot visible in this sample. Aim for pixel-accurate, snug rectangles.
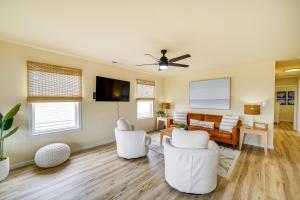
[0,157,9,182]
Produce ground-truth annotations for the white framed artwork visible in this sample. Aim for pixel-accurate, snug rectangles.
[189,77,231,109]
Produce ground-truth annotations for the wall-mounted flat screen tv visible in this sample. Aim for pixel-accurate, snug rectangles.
[96,76,130,101]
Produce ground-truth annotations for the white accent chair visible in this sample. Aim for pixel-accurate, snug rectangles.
[115,118,151,159]
[164,129,219,194]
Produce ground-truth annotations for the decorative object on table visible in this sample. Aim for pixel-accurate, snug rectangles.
[288,91,295,105]
[34,143,71,168]
[244,104,260,127]
[189,77,230,109]
[160,102,171,116]
[276,91,287,105]
[156,116,171,130]
[156,110,166,117]
[239,125,268,156]
[0,103,21,182]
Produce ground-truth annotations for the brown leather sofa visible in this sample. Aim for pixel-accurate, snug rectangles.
[167,113,242,148]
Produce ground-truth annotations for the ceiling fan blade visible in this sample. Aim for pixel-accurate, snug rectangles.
[169,63,189,68]
[144,54,159,61]
[169,54,191,62]
[136,63,158,66]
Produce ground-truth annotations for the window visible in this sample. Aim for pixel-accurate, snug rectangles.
[137,100,153,119]
[27,61,82,136]
[136,79,155,119]
[30,102,81,135]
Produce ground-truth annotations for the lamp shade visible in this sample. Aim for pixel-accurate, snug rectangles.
[244,104,260,115]
[161,102,171,109]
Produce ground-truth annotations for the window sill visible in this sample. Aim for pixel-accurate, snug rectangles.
[30,127,81,137]
[137,117,154,120]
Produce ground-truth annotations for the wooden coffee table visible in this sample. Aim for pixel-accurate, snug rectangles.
[160,128,173,145]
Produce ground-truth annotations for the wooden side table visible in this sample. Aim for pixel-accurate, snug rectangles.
[156,116,171,130]
[239,125,268,156]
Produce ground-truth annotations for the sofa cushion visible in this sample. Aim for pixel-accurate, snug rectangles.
[219,115,239,133]
[173,111,188,125]
[190,119,214,129]
[204,114,223,129]
[172,128,209,149]
[117,118,130,131]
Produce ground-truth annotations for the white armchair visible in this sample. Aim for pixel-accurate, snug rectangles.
[115,118,151,159]
[164,129,219,194]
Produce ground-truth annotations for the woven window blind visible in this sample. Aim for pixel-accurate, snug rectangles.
[136,79,155,99]
[27,61,82,102]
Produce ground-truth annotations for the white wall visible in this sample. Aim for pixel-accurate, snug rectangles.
[0,41,164,165]
[164,61,275,148]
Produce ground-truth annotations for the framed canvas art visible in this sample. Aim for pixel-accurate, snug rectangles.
[189,77,230,109]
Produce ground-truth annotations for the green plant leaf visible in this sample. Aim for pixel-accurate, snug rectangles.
[3,103,21,121]
[3,127,19,139]
[3,118,13,130]
[0,113,3,129]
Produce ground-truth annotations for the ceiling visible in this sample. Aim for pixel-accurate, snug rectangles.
[0,0,300,77]
[276,59,300,79]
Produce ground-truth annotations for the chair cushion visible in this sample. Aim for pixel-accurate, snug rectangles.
[219,115,239,133]
[172,128,209,149]
[173,111,188,125]
[117,118,130,131]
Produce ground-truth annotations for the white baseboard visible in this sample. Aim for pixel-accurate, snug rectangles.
[10,138,116,170]
[10,160,35,170]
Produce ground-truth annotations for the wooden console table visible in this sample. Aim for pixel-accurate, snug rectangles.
[239,125,268,156]
[156,116,171,130]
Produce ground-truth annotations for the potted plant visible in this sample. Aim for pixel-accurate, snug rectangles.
[179,123,186,130]
[0,103,21,181]
[156,110,166,117]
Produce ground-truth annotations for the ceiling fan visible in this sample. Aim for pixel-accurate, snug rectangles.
[136,49,191,71]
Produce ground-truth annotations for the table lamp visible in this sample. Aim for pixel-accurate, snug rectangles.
[244,104,260,127]
[160,102,171,117]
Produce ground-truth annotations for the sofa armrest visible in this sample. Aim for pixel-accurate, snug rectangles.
[231,120,242,146]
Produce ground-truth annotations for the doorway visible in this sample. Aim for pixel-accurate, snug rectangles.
[275,59,300,131]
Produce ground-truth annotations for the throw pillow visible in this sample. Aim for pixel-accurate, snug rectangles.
[219,114,239,133]
[117,118,130,131]
[190,119,214,129]
[173,111,188,125]
[172,128,209,149]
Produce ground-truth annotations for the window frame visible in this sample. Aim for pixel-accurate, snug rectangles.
[136,99,154,120]
[28,102,82,137]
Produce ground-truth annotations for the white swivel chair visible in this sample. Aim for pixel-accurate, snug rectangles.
[115,118,151,159]
[164,129,219,194]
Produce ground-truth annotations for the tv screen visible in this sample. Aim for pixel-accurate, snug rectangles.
[96,76,130,101]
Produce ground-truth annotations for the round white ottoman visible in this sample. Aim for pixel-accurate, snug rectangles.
[34,143,71,168]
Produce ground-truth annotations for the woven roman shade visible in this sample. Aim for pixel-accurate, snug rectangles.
[136,79,155,100]
[27,61,82,102]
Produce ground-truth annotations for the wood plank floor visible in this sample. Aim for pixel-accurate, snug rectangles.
[0,122,299,200]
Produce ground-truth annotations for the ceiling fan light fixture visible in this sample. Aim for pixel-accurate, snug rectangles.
[159,64,168,70]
